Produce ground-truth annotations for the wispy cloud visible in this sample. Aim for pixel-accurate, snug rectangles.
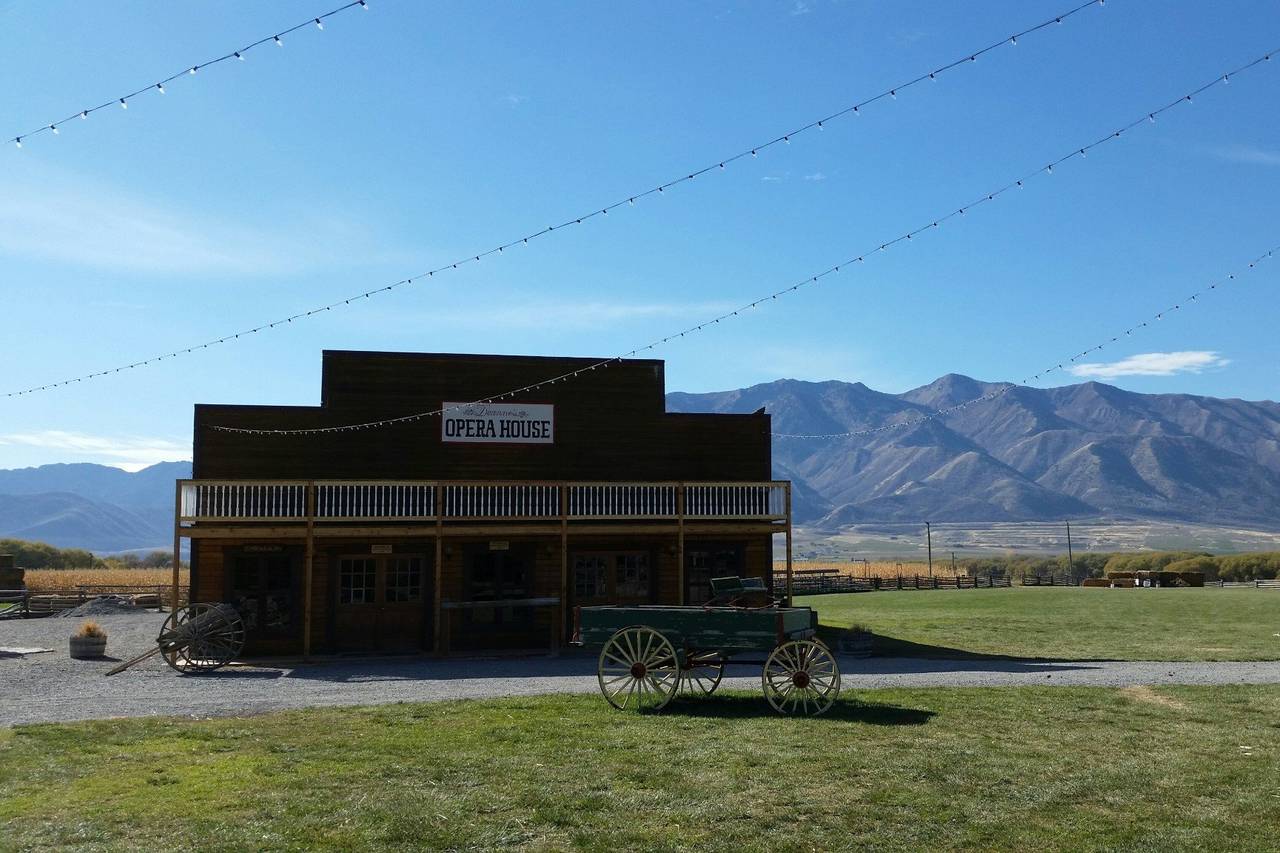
[0,431,189,471]
[1209,144,1280,167]
[1067,351,1230,379]
[0,167,403,276]
[502,93,529,106]
[789,0,812,16]
[803,172,827,182]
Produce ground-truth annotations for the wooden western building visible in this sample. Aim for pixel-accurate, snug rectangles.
[176,350,792,657]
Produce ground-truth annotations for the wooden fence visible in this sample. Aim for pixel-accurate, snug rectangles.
[1206,579,1280,589]
[782,571,1011,596]
[0,585,184,617]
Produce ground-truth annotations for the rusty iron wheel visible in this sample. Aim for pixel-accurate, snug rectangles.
[597,626,679,711]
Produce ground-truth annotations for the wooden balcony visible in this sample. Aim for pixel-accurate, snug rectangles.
[177,480,790,526]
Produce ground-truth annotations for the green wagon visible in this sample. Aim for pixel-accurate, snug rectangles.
[571,577,841,715]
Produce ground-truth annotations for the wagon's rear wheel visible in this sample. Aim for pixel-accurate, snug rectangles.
[597,626,680,711]
[679,651,726,698]
[763,640,840,716]
[160,603,245,674]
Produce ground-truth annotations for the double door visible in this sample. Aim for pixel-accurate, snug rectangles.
[333,552,432,653]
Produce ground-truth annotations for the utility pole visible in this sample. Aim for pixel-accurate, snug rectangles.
[1066,520,1074,583]
[926,522,933,577]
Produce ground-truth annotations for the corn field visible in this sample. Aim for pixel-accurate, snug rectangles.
[773,560,966,579]
[21,568,190,593]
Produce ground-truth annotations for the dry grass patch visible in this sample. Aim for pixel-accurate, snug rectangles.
[1120,685,1188,709]
[775,559,964,578]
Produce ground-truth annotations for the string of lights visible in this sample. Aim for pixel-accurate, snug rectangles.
[771,242,1278,439]
[4,0,1108,398]
[201,47,1280,435]
[208,238,1277,437]
[9,0,372,150]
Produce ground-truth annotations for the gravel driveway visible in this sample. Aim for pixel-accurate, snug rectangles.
[4,611,1279,727]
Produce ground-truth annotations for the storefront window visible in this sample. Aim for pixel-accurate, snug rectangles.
[574,555,609,598]
[339,557,377,604]
[385,556,423,602]
[614,553,650,597]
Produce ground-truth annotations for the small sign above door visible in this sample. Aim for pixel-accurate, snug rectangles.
[371,544,393,554]
[441,402,554,444]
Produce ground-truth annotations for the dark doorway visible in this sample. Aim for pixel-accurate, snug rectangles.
[227,547,302,655]
[454,543,540,651]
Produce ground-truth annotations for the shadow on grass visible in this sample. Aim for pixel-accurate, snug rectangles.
[819,627,1113,665]
[656,693,936,725]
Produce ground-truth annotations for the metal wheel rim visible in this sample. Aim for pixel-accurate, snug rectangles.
[679,652,726,698]
[762,640,840,716]
[160,603,246,674]
[597,626,680,712]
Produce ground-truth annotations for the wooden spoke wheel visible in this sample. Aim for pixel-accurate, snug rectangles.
[763,640,840,716]
[679,651,726,698]
[597,626,680,711]
[159,603,246,674]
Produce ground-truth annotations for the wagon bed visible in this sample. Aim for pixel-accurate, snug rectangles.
[572,584,841,716]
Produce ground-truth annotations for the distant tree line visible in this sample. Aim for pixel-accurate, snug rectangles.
[958,551,1280,581]
[0,538,183,570]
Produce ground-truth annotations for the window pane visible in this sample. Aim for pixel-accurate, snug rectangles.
[615,552,650,597]
[340,558,377,605]
[386,557,423,603]
[573,555,609,598]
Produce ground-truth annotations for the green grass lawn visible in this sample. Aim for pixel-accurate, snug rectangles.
[2,687,1278,851]
[805,586,1280,661]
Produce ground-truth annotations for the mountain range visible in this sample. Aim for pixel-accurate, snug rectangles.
[667,375,1280,528]
[0,462,190,553]
[3,375,1278,551]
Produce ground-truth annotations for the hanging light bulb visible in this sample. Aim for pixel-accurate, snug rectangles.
[190,66,198,75]
[156,83,165,94]
[119,98,128,109]
[50,125,59,135]
[315,18,324,29]
[275,35,283,46]
[360,0,368,7]
[1010,35,1017,45]
[889,89,897,99]
[235,51,244,60]
[14,138,21,148]
[80,110,88,119]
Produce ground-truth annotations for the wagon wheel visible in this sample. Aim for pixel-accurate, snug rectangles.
[597,626,680,711]
[762,640,840,716]
[159,603,245,674]
[679,651,726,698]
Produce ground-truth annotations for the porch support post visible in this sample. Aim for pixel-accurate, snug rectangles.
[676,484,686,605]
[784,482,793,606]
[433,483,444,655]
[557,485,568,655]
[303,481,315,658]
[171,481,182,612]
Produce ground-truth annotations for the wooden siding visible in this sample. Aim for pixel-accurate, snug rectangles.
[193,351,770,482]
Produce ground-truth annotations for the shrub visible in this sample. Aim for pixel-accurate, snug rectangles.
[75,620,106,639]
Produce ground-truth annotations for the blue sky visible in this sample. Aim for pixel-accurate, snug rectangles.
[1,0,1278,470]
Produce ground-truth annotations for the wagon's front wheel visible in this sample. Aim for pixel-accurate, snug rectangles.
[763,640,840,716]
[598,626,680,712]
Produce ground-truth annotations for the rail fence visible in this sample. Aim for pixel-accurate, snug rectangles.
[1206,579,1280,589]
[782,570,1011,596]
[0,585,184,617]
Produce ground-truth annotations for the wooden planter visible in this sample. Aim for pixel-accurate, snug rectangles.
[69,635,107,659]
[837,631,874,658]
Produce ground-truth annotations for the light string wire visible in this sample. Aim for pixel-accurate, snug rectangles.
[4,0,1107,398]
[772,242,1279,438]
[9,0,372,150]
[204,49,1279,436]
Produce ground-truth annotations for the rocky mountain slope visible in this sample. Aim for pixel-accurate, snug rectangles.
[667,376,1280,528]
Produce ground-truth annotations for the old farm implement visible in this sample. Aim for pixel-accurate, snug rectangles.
[106,603,246,676]
[572,577,841,715]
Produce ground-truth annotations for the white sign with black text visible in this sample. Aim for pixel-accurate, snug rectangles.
[441,402,555,444]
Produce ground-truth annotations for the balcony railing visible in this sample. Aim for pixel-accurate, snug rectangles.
[178,479,789,524]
